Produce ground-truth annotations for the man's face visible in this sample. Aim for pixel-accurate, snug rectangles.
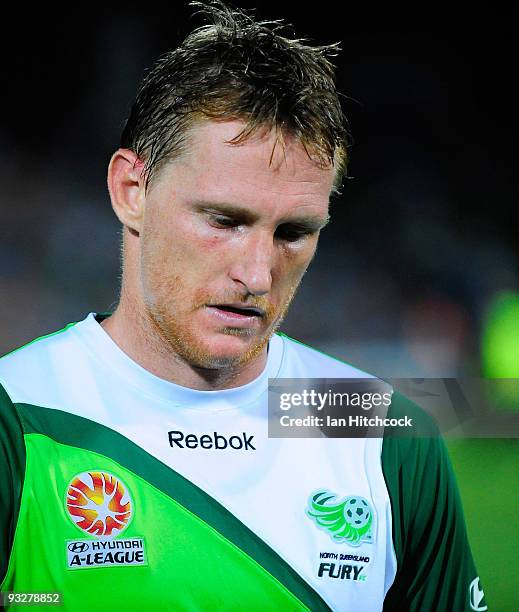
[138,120,335,369]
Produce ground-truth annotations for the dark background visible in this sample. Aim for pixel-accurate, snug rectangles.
[1,3,517,607]
[1,5,517,377]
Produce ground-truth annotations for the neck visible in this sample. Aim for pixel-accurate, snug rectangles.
[100,293,268,391]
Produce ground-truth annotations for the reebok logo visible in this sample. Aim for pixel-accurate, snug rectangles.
[168,431,256,451]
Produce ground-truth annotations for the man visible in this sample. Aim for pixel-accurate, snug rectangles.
[0,2,486,610]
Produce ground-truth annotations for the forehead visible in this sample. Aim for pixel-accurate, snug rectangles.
[156,120,335,216]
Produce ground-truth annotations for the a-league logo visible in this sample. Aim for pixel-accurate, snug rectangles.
[66,471,132,538]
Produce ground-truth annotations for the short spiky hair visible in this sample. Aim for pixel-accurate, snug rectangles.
[121,0,348,192]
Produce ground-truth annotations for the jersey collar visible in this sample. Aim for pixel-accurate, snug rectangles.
[71,312,284,409]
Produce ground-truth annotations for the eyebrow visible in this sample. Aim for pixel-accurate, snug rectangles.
[193,201,331,231]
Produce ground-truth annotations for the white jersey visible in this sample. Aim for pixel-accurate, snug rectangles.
[0,313,483,611]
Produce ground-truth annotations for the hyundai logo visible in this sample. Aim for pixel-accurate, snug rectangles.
[68,541,88,553]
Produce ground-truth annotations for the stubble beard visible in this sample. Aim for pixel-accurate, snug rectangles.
[143,278,301,371]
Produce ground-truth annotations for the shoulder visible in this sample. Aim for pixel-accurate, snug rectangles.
[273,332,374,379]
[381,391,445,489]
[381,393,482,611]
[272,333,440,438]
[0,317,86,407]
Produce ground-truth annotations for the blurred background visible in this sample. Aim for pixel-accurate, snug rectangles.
[0,2,517,608]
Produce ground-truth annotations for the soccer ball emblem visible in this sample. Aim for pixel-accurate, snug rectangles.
[344,497,371,529]
[307,490,374,545]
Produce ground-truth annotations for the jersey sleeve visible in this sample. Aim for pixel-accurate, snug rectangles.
[381,392,488,612]
[0,382,26,585]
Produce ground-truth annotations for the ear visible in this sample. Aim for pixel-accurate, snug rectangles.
[107,149,146,234]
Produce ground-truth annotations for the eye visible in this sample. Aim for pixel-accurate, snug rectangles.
[275,224,315,242]
[209,215,240,229]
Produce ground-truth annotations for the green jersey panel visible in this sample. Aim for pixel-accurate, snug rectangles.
[382,393,487,612]
[0,396,330,612]
[0,384,25,583]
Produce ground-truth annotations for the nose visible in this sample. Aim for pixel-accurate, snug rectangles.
[229,231,273,296]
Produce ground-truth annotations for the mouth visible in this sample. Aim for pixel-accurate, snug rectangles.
[212,304,265,317]
[204,303,266,325]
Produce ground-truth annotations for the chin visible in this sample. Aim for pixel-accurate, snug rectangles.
[184,330,270,370]
[201,335,262,366]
